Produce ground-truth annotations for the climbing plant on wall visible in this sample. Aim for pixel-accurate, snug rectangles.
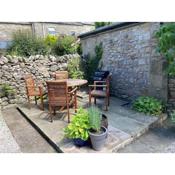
[156,23,175,76]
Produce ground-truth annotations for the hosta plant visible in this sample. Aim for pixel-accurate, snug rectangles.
[133,96,163,116]
[64,108,90,141]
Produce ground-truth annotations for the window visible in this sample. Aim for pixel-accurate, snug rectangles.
[48,27,56,35]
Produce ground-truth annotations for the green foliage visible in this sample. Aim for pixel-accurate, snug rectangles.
[0,84,15,98]
[95,22,112,29]
[133,96,164,116]
[88,106,102,132]
[155,23,175,76]
[170,110,175,123]
[53,35,79,56]
[44,35,58,47]
[64,108,90,141]
[82,43,103,83]
[67,57,84,79]
[7,30,49,56]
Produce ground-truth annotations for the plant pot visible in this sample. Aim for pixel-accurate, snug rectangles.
[73,138,89,147]
[101,114,108,129]
[89,126,108,151]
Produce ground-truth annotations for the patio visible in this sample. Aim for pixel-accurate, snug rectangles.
[16,91,166,153]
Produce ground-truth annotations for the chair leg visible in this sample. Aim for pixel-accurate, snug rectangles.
[49,105,53,122]
[89,94,92,106]
[40,95,44,111]
[74,94,77,113]
[94,97,96,105]
[108,96,110,106]
[27,96,31,109]
[105,97,108,111]
[67,105,70,123]
[34,96,37,105]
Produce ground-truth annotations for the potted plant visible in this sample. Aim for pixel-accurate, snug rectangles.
[88,106,108,151]
[64,108,90,147]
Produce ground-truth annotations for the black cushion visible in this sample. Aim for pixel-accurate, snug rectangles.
[94,71,109,79]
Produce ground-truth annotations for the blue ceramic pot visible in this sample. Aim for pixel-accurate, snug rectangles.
[73,138,89,147]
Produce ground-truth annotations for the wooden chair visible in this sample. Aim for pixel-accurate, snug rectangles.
[89,74,111,111]
[55,71,68,80]
[24,75,44,110]
[46,81,77,123]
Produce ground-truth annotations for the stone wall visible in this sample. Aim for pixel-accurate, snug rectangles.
[0,54,80,106]
[80,22,168,102]
[33,22,94,37]
[168,77,175,110]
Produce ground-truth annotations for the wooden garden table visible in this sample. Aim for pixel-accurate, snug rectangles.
[48,79,88,87]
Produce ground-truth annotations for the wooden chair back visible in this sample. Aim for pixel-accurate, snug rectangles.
[24,75,35,96]
[46,81,68,107]
[55,71,68,80]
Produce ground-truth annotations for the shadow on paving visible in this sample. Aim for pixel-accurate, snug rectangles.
[2,107,56,153]
[118,119,175,153]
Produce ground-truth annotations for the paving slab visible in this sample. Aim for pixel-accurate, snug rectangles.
[16,95,165,153]
[17,104,132,153]
[2,107,56,153]
[0,110,21,153]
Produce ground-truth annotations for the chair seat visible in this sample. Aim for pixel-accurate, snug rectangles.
[91,90,107,97]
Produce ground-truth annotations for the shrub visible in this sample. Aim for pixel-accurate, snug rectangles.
[0,84,15,98]
[67,57,84,79]
[44,35,58,54]
[88,106,102,132]
[95,22,112,29]
[82,43,103,83]
[7,30,49,56]
[132,96,164,116]
[155,23,175,76]
[53,35,79,56]
[64,108,90,141]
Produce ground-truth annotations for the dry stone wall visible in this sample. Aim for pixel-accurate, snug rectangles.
[80,23,168,102]
[0,54,80,106]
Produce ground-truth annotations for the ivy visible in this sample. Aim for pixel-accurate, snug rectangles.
[155,23,175,76]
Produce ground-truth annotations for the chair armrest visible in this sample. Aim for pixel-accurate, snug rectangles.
[89,85,107,88]
[68,87,78,94]
[94,81,106,84]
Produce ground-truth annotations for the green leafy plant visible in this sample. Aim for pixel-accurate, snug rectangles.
[88,106,102,133]
[0,84,15,98]
[95,22,112,29]
[133,96,164,116]
[82,42,103,83]
[7,30,49,56]
[53,35,79,56]
[64,108,90,141]
[67,57,84,79]
[155,23,175,76]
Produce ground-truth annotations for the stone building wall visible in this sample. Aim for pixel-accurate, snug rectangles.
[0,54,80,106]
[0,23,32,50]
[80,22,168,102]
[33,22,94,37]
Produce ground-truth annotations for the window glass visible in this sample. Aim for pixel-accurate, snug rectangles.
[48,27,56,35]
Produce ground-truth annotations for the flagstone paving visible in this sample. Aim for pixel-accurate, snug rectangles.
[16,96,166,153]
[0,110,21,153]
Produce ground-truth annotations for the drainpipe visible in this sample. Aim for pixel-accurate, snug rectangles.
[31,22,35,36]
[42,23,45,38]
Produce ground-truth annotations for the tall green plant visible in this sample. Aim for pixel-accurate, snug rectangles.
[82,42,103,82]
[155,23,175,76]
[67,57,84,79]
[7,30,49,56]
[88,106,101,132]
